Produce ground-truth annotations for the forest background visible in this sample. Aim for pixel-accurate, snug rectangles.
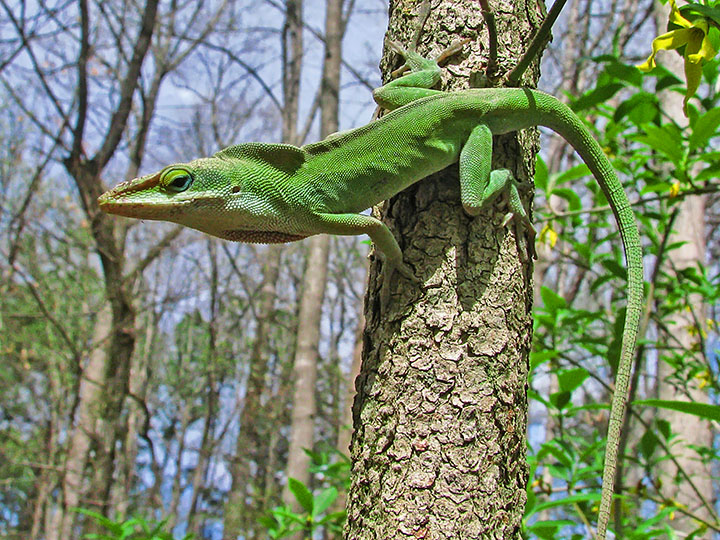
[1,0,719,539]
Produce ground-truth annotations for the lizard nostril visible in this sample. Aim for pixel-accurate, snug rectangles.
[231,186,241,193]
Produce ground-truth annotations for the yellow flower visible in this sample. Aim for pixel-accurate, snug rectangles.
[538,223,558,248]
[637,0,718,115]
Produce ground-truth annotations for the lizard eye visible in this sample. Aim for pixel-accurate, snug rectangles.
[161,168,194,193]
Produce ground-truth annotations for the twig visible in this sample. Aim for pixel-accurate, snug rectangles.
[507,0,569,85]
[478,0,499,80]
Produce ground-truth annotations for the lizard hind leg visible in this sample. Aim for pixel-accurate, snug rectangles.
[460,124,536,259]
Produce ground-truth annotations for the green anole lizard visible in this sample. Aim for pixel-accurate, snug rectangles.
[98,44,642,540]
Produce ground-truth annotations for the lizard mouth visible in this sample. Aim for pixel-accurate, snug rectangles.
[97,171,176,218]
[97,196,190,219]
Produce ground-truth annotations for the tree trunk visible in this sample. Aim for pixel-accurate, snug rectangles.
[168,404,192,532]
[225,2,305,536]
[47,303,112,540]
[657,196,712,537]
[111,313,156,517]
[283,0,343,515]
[223,245,283,540]
[334,280,366,515]
[283,238,330,502]
[50,2,160,535]
[345,1,540,538]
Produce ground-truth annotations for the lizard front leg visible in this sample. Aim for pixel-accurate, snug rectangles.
[311,211,416,280]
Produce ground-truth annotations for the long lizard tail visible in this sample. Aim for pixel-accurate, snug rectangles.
[533,91,644,540]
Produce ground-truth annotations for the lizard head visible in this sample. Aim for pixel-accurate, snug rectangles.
[97,143,309,242]
[97,157,245,238]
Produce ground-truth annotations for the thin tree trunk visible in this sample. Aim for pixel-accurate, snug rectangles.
[187,374,219,537]
[333,277,366,517]
[188,241,222,537]
[48,303,112,540]
[283,0,343,517]
[345,0,540,537]
[657,197,712,536]
[167,404,192,532]
[283,237,329,504]
[223,245,283,540]
[54,2,160,535]
[111,314,156,516]
[30,418,58,539]
[224,1,306,536]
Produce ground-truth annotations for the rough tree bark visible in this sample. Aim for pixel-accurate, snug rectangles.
[345,0,542,538]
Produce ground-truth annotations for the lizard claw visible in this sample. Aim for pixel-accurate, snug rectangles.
[379,260,421,311]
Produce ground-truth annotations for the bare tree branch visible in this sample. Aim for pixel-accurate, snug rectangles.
[123,226,184,287]
[0,0,71,125]
[200,40,284,112]
[70,0,90,160]
[94,0,159,169]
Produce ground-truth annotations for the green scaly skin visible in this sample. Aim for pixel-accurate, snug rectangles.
[98,46,642,539]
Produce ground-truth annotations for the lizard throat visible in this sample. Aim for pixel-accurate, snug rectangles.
[220,230,309,243]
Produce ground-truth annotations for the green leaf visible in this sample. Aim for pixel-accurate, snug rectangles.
[604,61,643,87]
[655,70,683,91]
[317,510,347,525]
[697,162,720,182]
[634,124,685,166]
[639,427,659,459]
[258,514,279,530]
[703,58,720,86]
[525,492,601,518]
[571,83,625,111]
[271,506,307,524]
[679,3,720,25]
[540,286,566,313]
[535,155,549,191]
[553,163,592,186]
[525,520,576,540]
[550,390,571,410]
[636,399,720,422]
[287,477,314,513]
[312,487,338,518]
[601,259,627,280]
[614,92,659,124]
[74,508,122,535]
[530,350,558,371]
[540,286,567,311]
[657,418,671,439]
[640,181,674,195]
[690,107,720,151]
[557,368,589,393]
[551,187,582,212]
[538,440,574,469]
